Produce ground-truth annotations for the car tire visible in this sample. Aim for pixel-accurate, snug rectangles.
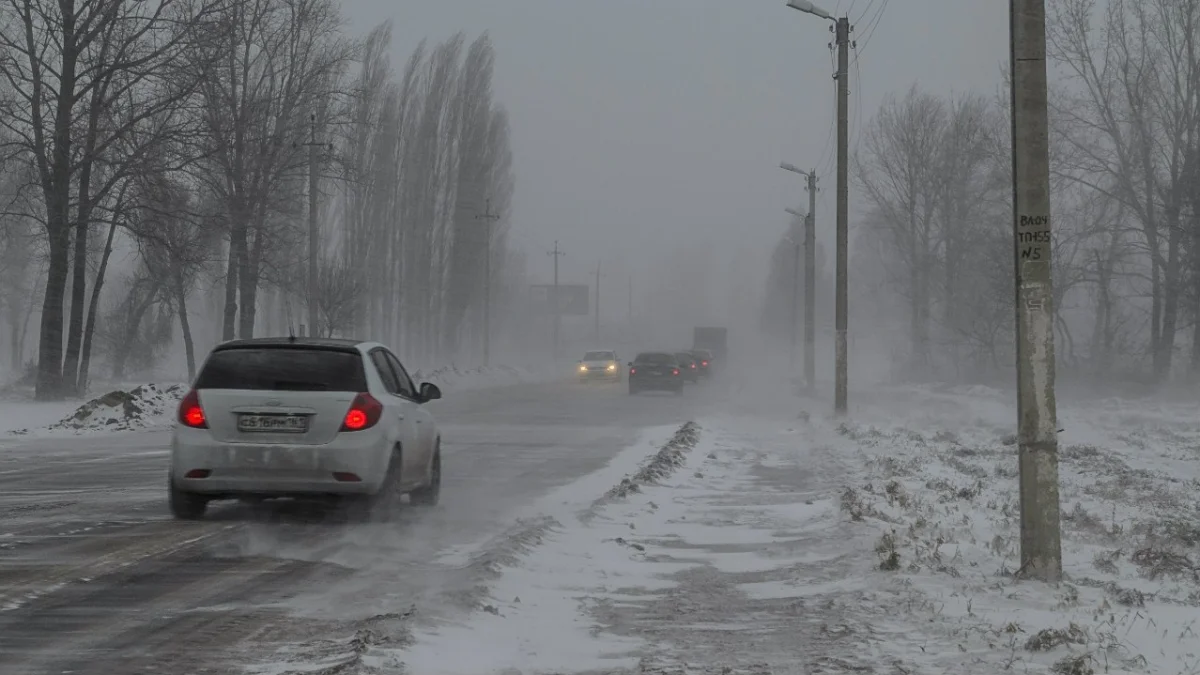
[168,475,208,520]
[409,443,441,507]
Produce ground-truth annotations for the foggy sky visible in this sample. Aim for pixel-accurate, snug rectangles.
[344,0,1006,300]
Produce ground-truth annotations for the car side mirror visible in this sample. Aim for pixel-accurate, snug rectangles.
[627,361,633,367]
[418,382,442,402]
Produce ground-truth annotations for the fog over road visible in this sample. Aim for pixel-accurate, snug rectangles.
[0,379,730,674]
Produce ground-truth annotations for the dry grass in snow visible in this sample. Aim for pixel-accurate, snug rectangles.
[832,384,1200,675]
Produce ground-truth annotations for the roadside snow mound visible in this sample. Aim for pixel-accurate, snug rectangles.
[14,383,188,435]
[831,389,1200,675]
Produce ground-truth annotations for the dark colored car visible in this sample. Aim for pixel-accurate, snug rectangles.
[689,349,714,377]
[675,352,699,383]
[628,352,684,395]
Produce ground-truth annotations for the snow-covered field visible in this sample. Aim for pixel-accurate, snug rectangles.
[0,364,553,440]
[328,384,1200,675]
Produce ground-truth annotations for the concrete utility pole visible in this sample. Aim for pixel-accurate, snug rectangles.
[780,162,819,391]
[548,241,565,361]
[628,275,633,327]
[594,260,601,341]
[833,15,851,416]
[475,199,501,366]
[1010,0,1062,582]
[785,0,851,415]
[804,171,818,391]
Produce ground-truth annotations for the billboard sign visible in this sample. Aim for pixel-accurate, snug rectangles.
[530,284,589,315]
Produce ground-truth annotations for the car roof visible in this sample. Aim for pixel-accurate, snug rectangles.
[213,337,366,353]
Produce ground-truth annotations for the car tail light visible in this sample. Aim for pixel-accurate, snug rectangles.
[702,360,708,366]
[630,367,637,375]
[178,389,208,429]
[672,368,680,376]
[341,393,383,432]
[690,363,696,369]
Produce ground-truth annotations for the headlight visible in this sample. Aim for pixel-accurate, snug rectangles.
[607,363,617,371]
[579,365,588,372]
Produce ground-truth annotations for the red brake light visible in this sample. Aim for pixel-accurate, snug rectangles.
[702,361,708,366]
[630,367,636,374]
[178,389,207,428]
[672,369,680,375]
[341,393,383,432]
[690,363,696,368]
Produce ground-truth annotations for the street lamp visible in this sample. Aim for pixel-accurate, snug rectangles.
[781,163,818,391]
[786,0,833,20]
[785,0,850,416]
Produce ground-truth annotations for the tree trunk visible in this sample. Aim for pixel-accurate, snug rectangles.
[76,219,118,395]
[237,227,261,339]
[1158,215,1183,380]
[175,270,196,381]
[223,229,243,341]
[36,223,71,400]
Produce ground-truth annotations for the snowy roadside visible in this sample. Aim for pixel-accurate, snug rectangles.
[827,384,1200,675]
[377,415,882,675]
[0,364,554,441]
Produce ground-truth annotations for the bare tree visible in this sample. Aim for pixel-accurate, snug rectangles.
[187,0,353,342]
[0,0,221,398]
[1049,0,1200,381]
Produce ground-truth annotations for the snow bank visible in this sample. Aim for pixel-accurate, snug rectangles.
[6,383,187,437]
[3,364,546,441]
[829,386,1200,675]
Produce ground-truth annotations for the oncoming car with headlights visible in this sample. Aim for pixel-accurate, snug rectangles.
[577,349,622,382]
[168,337,444,519]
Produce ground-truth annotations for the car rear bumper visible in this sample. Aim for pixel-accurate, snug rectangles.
[170,426,390,496]
[630,377,683,390]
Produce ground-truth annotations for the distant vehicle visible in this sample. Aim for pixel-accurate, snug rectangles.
[675,351,700,383]
[689,349,714,378]
[578,349,622,382]
[628,352,684,395]
[693,326,728,368]
[169,337,444,520]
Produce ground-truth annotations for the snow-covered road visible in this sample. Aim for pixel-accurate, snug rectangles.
[3,376,1199,675]
[0,379,730,674]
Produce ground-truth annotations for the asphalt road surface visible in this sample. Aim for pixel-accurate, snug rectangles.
[0,377,731,674]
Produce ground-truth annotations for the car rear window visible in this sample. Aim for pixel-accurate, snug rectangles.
[193,347,368,391]
[635,353,674,364]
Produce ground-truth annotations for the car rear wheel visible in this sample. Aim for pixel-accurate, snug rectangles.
[409,444,441,507]
[168,475,208,520]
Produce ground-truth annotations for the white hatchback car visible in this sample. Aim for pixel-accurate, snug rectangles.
[169,337,443,519]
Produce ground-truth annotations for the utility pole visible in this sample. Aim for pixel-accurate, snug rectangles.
[804,170,818,391]
[786,0,848,415]
[833,16,851,416]
[790,238,800,373]
[594,260,601,341]
[548,241,565,361]
[1010,0,1062,582]
[628,275,633,327]
[475,199,501,366]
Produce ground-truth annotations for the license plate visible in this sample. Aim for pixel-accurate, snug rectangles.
[237,414,309,433]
